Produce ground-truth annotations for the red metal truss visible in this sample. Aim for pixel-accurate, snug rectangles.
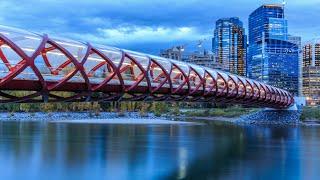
[0,25,294,108]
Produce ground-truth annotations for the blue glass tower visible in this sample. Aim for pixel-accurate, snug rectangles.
[248,4,299,95]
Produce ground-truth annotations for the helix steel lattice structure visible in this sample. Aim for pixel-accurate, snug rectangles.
[0,25,294,108]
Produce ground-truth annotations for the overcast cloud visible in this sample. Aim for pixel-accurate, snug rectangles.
[0,0,319,54]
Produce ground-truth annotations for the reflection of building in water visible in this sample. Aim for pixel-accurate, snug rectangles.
[300,126,320,178]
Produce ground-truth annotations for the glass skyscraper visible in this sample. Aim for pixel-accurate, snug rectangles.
[248,4,299,95]
[212,17,247,76]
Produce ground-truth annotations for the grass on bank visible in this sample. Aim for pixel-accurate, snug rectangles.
[300,106,320,121]
[181,106,259,118]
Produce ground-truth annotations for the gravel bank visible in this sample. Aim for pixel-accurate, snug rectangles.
[0,112,203,125]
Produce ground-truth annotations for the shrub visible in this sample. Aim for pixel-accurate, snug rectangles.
[152,102,169,117]
[139,103,149,117]
[170,103,180,116]
[20,103,31,112]
[301,107,320,121]
[209,108,226,117]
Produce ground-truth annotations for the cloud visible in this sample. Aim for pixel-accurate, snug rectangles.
[95,26,207,45]
[63,25,210,49]
[0,0,319,53]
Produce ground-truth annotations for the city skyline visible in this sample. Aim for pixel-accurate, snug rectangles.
[0,0,318,54]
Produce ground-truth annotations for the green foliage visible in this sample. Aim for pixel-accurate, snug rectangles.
[117,103,127,117]
[0,100,103,114]
[170,103,180,116]
[19,104,30,113]
[209,108,226,117]
[139,103,149,117]
[0,90,258,119]
[184,110,208,117]
[151,102,169,117]
[92,102,101,116]
[40,103,55,113]
[300,107,320,121]
[183,106,258,118]
[0,103,20,112]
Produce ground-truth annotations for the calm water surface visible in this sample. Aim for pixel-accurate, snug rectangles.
[0,120,319,180]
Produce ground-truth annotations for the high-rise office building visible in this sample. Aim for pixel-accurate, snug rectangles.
[288,35,302,49]
[248,4,299,95]
[184,50,221,69]
[302,39,320,106]
[288,35,303,96]
[212,17,247,76]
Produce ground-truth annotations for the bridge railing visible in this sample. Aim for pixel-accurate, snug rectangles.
[0,25,294,108]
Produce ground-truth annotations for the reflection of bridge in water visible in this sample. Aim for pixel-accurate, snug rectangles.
[0,25,293,108]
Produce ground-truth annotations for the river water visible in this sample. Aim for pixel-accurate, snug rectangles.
[0,120,319,180]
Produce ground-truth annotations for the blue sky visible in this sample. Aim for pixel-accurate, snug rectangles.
[0,0,319,54]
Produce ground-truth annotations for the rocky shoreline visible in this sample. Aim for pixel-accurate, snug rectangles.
[0,112,159,121]
[235,109,302,125]
[173,109,317,126]
[0,110,316,126]
[0,112,203,125]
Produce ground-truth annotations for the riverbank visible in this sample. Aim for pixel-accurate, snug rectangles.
[0,106,312,126]
[0,112,203,125]
[0,106,258,122]
[0,110,247,125]
[179,107,259,118]
[50,118,201,125]
[0,102,269,125]
[0,101,315,125]
[296,107,320,126]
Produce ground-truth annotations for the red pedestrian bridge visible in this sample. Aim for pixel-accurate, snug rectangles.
[0,25,294,108]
